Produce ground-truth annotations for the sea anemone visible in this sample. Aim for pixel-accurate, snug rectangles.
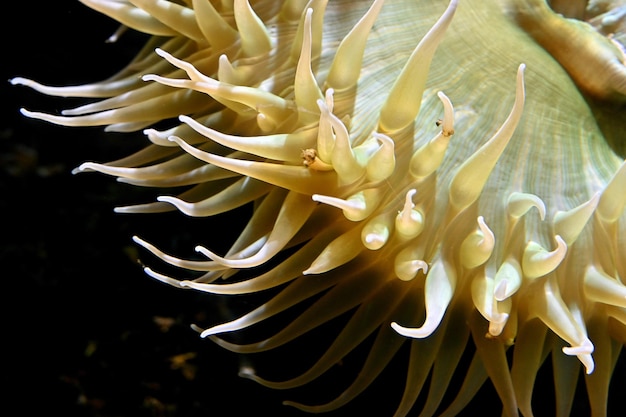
[12,0,626,415]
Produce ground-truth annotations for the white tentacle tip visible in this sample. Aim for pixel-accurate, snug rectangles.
[390,321,436,339]
[19,108,34,118]
[9,77,28,87]
[562,338,595,374]
[195,245,210,255]
[178,114,193,124]
[199,328,217,338]
[142,74,158,82]
[72,162,95,174]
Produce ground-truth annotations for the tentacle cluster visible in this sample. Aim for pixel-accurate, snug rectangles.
[13,0,625,416]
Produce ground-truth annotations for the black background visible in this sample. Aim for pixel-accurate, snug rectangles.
[2,2,624,417]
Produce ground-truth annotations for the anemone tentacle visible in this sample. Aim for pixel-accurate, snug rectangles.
[14,0,625,415]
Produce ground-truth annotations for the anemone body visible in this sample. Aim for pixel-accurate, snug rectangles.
[13,0,626,416]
